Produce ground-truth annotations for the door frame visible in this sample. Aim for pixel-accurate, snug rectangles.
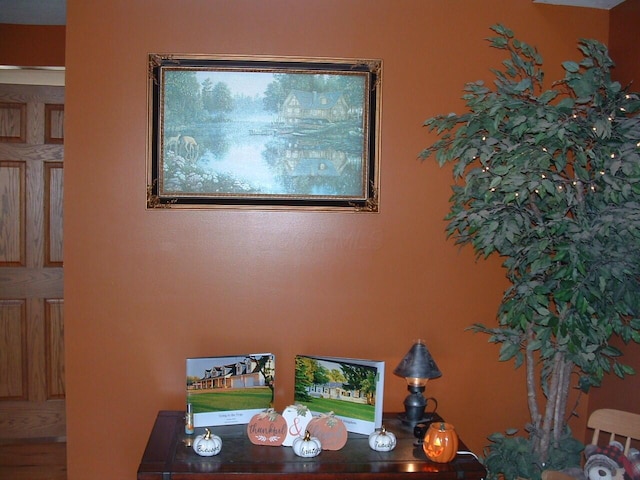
[0,67,65,87]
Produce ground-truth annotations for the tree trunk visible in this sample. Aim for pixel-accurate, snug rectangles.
[531,350,574,465]
[526,327,542,456]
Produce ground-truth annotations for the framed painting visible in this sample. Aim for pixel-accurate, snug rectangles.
[147,54,382,211]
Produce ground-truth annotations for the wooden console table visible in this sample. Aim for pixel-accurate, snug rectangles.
[138,410,486,480]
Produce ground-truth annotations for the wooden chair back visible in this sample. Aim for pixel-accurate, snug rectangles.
[541,409,640,480]
[588,408,640,455]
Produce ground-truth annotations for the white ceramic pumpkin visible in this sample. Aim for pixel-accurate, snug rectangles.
[292,430,322,458]
[368,426,397,452]
[193,428,222,456]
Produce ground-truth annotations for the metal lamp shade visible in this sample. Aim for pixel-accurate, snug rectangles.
[393,341,442,381]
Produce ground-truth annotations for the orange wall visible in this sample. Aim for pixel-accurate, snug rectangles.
[62,1,612,479]
[0,24,65,66]
[609,0,640,87]
[587,0,640,418]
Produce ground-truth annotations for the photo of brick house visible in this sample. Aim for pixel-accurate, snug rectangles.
[187,355,274,391]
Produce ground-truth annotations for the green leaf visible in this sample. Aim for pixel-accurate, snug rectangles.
[491,23,514,38]
[515,79,532,92]
[490,36,509,49]
[539,90,558,104]
[557,97,575,110]
[562,61,580,73]
[420,28,640,461]
[488,432,507,442]
[499,342,521,362]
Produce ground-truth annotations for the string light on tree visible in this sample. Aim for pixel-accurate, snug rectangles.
[420,27,640,477]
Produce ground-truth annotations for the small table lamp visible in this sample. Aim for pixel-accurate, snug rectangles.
[393,340,442,426]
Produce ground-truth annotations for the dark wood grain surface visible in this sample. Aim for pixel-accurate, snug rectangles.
[138,411,486,480]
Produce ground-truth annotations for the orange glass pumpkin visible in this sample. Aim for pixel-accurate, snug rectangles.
[422,422,458,463]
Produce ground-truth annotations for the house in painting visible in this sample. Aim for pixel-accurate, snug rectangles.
[281,142,353,178]
[305,381,368,405]
[188,356,273,390]
[281,90,350,125]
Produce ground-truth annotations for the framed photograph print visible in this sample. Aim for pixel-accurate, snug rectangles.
[186,353,275,427]
[147,54,382,211]
[294,354,384,435]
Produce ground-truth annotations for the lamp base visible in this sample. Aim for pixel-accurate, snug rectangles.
[397,411,436,427]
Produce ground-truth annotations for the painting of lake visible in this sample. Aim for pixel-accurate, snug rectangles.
[147,54,382,208]
[157,66,374,203]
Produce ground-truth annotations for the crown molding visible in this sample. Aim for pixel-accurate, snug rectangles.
[533,0,626,9]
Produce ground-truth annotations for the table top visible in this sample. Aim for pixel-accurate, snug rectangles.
[138,410,486,480]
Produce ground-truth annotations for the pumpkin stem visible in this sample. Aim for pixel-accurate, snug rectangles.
[204,428,211,439]
[303,430,311,441]
[259,408,279,421]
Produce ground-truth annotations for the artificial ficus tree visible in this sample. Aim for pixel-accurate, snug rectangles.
[420,24,640,479]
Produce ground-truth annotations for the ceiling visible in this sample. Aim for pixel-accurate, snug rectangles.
[0,0,627,25]
[0,0,66,25]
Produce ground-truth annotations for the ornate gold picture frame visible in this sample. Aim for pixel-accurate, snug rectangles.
[147,54,381,211]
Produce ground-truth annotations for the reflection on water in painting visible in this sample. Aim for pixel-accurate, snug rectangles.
[163,111,365,198]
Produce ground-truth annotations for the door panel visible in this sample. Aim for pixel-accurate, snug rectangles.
[45,162,64,266]
[0,84,64,441]
[0,160,25,266]
[0,300,27,400]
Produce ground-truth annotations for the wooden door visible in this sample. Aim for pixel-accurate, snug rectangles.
[0,83,65,441]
